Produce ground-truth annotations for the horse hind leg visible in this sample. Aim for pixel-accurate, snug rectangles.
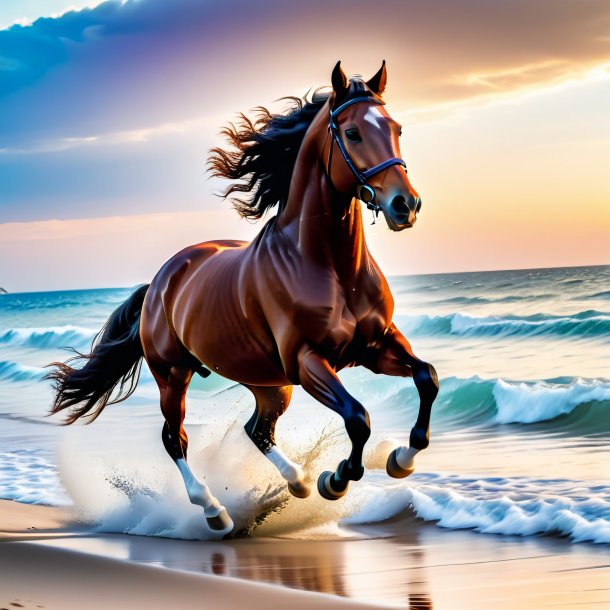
[155,365,234,535]
[244,385,310,499]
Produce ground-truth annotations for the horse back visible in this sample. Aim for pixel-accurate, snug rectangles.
[143,239,290,385]
[141,240,244,367]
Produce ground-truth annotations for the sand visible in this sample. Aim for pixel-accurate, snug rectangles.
[0,500,608,609]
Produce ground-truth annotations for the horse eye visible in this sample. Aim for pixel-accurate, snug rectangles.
[345,129,362,143]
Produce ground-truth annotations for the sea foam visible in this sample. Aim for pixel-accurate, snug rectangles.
[345,473,610,544]
[0,449,69,505]
[362,374,610,431]
[493,378,610,424]
[0,325,97,349]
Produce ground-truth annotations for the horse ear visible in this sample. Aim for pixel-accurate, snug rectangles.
[331,61,349,100]
[366,60,387,95]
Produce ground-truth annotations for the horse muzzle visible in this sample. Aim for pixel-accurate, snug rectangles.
[383,194,421,231]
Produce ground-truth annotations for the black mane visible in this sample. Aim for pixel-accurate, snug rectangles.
[207,89,330,220]
[208,78,376,221]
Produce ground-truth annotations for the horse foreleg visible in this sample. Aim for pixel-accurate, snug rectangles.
[243,385,310,498]
[364,324,439,479]
[297,348,371,501]
[155,366,234,535]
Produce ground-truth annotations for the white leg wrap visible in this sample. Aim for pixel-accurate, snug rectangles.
[396,446,420,470]
[265,447,305,485]
[176,458,223,518]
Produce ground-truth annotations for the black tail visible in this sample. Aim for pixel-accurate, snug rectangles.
[46,284,149,424]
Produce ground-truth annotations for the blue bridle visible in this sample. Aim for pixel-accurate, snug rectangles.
[327,94,407,214]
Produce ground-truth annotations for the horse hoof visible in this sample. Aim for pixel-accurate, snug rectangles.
[317,471,348,501]
[206,507,234,534]
[288,480,311,499]
[386,448,415,479]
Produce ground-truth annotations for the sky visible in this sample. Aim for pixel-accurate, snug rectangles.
[0,0,609,292]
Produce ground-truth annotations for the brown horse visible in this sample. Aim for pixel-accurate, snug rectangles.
[48,61,439,536]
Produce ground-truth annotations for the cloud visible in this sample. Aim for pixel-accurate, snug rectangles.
[1,0,609,148]
[0,1,107,30]
[398,60,610,125]
[0,114,220,154]
[455,60,586,91]
[1,0,609,231]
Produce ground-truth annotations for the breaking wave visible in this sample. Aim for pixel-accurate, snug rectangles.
[397,310,610,339]
[374,375,610,434]
[0,360,45,382]
[492,378,610,424]
[0,325,97,349]
[346,473,610,544]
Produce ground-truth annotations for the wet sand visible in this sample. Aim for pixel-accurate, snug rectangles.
[1,500,608,609]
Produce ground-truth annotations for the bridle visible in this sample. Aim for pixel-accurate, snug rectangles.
[326,93,407,217]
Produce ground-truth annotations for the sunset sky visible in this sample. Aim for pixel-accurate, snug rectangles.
[0,0,609,292]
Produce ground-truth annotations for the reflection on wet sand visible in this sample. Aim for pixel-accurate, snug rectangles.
[120,519,434,607]
[35,519,434,606]
[30,516,610,610]
[125,539,366,598]
[407,546,433,609]
[410,593,433,609]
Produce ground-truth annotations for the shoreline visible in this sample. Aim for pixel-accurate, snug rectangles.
[1,500,608,609]
[0,501,383,610]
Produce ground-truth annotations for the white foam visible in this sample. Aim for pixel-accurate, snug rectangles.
[345,474,610,544]
[0,450,70,505]
[493,378,610,424]
[54,411,357,540]
[0,325,97,349]
[449,311,610,338]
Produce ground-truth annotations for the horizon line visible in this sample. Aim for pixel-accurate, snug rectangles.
[2,262,608,297]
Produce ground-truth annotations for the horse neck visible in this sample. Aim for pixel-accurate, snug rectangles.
[276,110,370,283]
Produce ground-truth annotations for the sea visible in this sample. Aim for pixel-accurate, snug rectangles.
[0,265,608,544]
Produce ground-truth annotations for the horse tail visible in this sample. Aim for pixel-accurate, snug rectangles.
[46,284,150,424]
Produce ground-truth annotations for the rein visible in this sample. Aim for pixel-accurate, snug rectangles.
[327,93,407,218]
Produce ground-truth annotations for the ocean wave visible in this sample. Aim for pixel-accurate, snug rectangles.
[0,325,97,349]
[0,287,134,312]
[439,376,610,431]
[493,378,610,424]
[434,294,547,306]
[0,360,45,382]
[362,375,610,433]
[435,296,493,305]
[345,474,610,544]
[585,290,610,300]
[397,310,610,339]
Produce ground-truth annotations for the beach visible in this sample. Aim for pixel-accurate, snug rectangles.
[2,500,609,609]
[0,266,609,608]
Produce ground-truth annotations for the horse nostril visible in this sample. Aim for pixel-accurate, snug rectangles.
[390,195,410,216]
[415,197,422,213]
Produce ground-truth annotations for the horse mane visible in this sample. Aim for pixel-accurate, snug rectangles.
[207,88,331,221]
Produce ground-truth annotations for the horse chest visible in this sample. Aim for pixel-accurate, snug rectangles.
[289,284,389,358]
[289,292,356,346]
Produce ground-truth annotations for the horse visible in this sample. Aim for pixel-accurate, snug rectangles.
[47,61,439,536]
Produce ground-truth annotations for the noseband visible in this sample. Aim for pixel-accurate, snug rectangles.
[327,93,407,215]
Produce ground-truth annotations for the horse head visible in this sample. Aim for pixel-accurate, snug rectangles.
[325,61,421,231]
